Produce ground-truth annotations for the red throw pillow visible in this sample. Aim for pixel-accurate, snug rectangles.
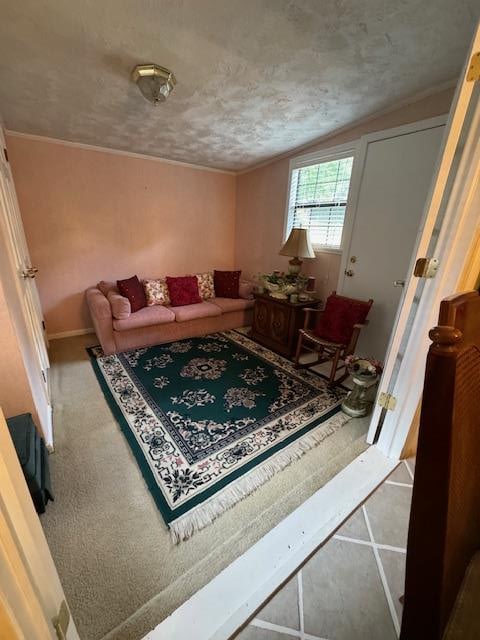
[314,294,372,345]
[214,270,241,298]
[166,276,202,307]
[116,275,147,313]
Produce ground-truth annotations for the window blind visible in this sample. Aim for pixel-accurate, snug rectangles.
[287,156,354,249]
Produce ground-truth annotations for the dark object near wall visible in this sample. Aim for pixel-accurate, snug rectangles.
[6,412,54,513]
[400,291,480,639]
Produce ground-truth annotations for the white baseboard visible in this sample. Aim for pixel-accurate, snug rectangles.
[48,328,95,340]
[141,446,397,640]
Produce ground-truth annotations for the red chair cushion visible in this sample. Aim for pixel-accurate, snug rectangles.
[314,294,372,345]
[116,275,147,313]
[166,275,202,307]
[214,270,241,298]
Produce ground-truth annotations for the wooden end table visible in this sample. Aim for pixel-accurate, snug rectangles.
[251,293,322,358]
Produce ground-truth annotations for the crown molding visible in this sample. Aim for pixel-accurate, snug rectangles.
[4,130,236,176]
[237,78,458,176]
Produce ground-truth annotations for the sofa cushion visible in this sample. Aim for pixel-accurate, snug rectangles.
[172,301,222,323]
[107,291,131,319]
[97,280,118,296]
[166,276,202,307]
[113,305,175,331]
[117,275,147,312]
[143,278,171,306]
[195,272,215,299]
[210,297,255,313]
[214,270,241,298]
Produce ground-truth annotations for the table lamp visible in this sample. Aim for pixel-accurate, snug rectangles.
[279,227,315,274]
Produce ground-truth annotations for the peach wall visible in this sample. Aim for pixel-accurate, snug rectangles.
[6,136,236,334]
[235,88,455,302]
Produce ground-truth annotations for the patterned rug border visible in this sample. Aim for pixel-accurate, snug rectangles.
[87,333,349,542]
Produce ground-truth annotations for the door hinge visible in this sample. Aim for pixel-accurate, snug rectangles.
[41,370,47,383]
[414,257,439,279]
[52,600,70,640]
[42,320,46,330]
[378,392,397,411]
[3,147,8,163]
[467,51,480,82]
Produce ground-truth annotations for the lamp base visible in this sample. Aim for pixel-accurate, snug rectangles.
[288,256,303,275]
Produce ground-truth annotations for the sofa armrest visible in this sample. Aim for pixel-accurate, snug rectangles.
[239,280,255,300]
[86,287,116,355]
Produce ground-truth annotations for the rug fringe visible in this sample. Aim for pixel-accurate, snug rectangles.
[169,411,350,543]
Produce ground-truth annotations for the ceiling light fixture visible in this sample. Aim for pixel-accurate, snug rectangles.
[131,64,177,105]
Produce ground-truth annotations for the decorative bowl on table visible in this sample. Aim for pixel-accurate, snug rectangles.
[261,272,308,300]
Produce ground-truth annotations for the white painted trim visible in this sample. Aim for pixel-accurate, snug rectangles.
[237,80,456,176]
[5,130,235,176]
[142,446,396,640]
[47,328,94,340]
[283,141,357,248]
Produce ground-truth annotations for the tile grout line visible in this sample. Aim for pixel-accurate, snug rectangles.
[333,534,407,554]
[385,480,413,488]
[251,618,302,638]
[404,459,415,481]
[251,617,329,640]
[298,570,305,638]
[362,505,401,637]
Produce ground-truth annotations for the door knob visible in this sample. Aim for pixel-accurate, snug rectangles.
[393,280,405,287]
[21,266,38,279]
[344,269,354,277]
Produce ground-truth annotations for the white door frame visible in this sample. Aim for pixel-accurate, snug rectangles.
[368,25,480,456]
[0,125,53,445]
[336,114,447,294]
[0,409,79,639]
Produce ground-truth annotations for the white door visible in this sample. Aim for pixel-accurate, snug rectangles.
[0,128,52,436]
[369,24,480,454]
[0,409,79,639]
[338,121,445,361]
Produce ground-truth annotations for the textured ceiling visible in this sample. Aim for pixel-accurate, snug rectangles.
[0,0,478,171]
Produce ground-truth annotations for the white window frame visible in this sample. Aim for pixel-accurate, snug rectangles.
[283,141,358,255]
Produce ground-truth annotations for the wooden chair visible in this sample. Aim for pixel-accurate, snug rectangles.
[294,292,373,386]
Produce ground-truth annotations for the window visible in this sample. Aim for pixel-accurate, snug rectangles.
[285,153,354,251]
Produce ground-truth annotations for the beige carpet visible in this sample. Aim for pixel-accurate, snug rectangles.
[41,334,369,640]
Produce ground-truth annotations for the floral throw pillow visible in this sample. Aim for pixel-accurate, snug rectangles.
[143,279,171,306]
[195,272,215,299]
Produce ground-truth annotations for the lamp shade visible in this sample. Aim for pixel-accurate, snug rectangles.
[279,228,315,258]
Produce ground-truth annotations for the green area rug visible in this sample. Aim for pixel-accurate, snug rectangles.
[88,330,349,542]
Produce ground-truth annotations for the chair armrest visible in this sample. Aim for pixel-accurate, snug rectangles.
[86,287,116,355]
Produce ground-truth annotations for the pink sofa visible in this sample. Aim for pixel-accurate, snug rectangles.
[86,280,254,355]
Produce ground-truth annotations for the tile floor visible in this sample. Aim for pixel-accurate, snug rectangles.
[234,458,415,640]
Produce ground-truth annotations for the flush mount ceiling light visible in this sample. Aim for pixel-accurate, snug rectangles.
[131,64,177,105]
